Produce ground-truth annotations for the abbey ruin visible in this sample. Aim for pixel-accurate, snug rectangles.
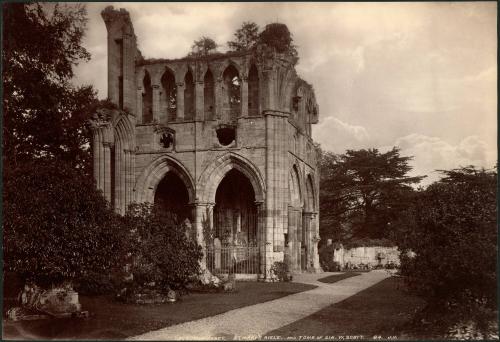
[91,6,321,280]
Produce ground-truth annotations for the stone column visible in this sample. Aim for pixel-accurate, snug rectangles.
[215,77,223,120]
[193,202,215,270]
[241,77,248,118]
[311,213,321,272]
[176,82,185,121]
[152,85,160,123]
[103,142,113,203]
[114,141,122,212]
[255,201,268,280]
[195,81,204,121]
[136,87,143,121]
[302,211,314,271]
[128,150,136,207]
[92,130,100,186]
[99,133,105,194]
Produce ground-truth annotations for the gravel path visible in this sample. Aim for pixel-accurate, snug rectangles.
[128,270,392,341]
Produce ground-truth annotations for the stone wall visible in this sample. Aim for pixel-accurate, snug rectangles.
[333,246,401,268]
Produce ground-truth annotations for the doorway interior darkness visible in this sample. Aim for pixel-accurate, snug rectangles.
[154,171,190,224]
[214,169,257,246]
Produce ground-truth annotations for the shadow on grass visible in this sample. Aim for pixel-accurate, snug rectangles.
[265,276,426,340]
[3,281,316,340]
[317,272,361,284]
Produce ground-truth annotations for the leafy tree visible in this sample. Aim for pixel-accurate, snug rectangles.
[227,21,260,51]
[188,36,218,57]
[340,148,423,239]
[2,2,97,174]
[318,149,357,242]
[319,147,423,243]
[259,23,298,60]
[3,159,128,288]
[125,203,203,291]
[395,166,497,334]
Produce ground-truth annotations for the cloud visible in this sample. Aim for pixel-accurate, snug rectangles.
[389,133,497,184]
[313,116,370,153]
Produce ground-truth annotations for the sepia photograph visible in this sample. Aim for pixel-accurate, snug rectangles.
[2,1,497,340]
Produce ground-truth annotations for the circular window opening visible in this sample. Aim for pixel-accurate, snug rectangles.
[216,127,236,146]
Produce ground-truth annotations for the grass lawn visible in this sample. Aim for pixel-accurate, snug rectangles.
[317,272,361,284]
[3,281,316,340]
[265,276,426,340]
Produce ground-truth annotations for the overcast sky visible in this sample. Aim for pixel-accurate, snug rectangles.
[73,2,497,184]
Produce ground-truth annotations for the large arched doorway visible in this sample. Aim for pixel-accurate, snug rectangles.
[210,169,259,274]
[154,171,190,225]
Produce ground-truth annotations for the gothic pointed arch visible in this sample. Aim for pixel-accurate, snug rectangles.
[289,164,302,208]
[304,173,316,212]
[184,68,195,120]
[248,63,260,116]
[203,68,215,120]
[134,155,195,205]
[161,67,177,122]
[222,64,241,121]
[198,152,265,204]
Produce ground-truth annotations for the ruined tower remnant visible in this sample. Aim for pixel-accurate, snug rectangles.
[91,6,321,279]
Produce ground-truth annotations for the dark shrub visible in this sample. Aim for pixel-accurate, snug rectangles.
[3,159,128,289]
[271,261,291,282]
[319,245,340,271]
[125,203,203,291]
[395,167,497,330]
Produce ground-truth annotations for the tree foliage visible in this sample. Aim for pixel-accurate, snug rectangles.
[227,21,260,51]
[395,166,497,319]
[2,2,97,173]
[319,147,423,243]
[259,23,298,59]
[188,36,218,57]
[3,159,128,288]
[125,204,203,291]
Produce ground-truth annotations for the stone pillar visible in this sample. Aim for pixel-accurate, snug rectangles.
[302,212,314,271]
[311,213,321,272]
[193,202,215,269]
[114,141,122,212]
[103,142,113,203]
[241,77,248,117]
[152,85,160,123]
[255,201,269,280]
[99,135,105,193]
[176,82,185,121]
[128,150,136,209]
[136,87,143,121]
[195,81,204,121]
[215,77,223,120]
[92,130,100,186]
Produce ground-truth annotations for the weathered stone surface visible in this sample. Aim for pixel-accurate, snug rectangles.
[92,6,322,280]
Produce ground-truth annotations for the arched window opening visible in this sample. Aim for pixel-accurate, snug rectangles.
[142,71,153,123]
[204,69,215,120]
[248,64,259,116]
[291,95,300,121]
[223,65,241,121]
[161,69,177,122]
[184,69,195,120]
[305,175,315,212]
[289,168,301,207]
